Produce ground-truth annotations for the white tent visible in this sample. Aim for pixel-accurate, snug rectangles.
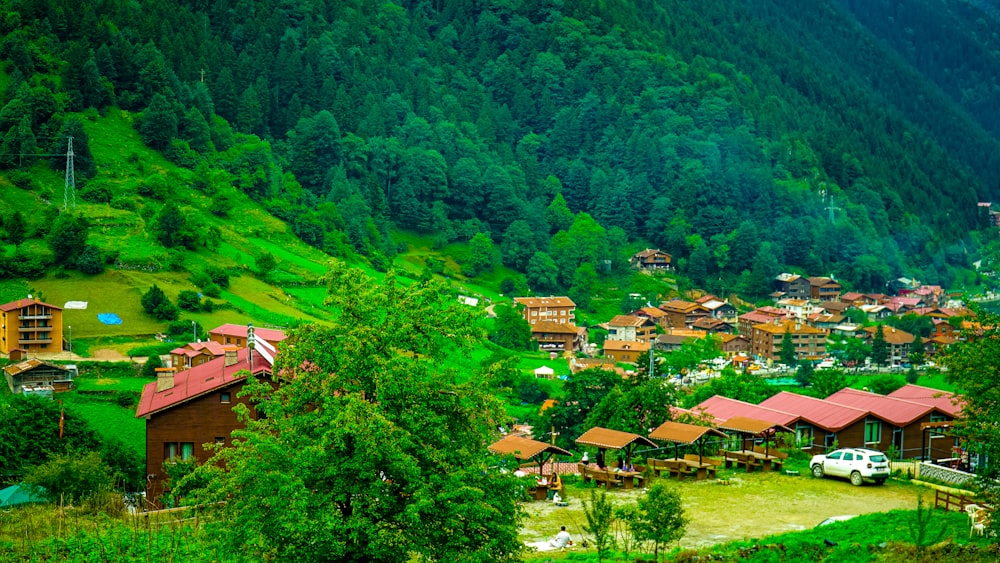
[534,366,555,379]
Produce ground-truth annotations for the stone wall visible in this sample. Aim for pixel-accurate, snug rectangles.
[917,461,977,487]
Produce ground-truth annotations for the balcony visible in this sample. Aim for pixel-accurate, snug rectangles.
[19,337,53,344]
[19,326,50,332]
[19,314,53,320]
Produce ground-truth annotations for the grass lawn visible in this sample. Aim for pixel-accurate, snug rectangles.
[61,392,145,455]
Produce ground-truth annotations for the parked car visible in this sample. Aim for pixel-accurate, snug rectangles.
[810,448,890,486]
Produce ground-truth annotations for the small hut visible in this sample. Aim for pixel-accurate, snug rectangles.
[488,434,571,477]
[648,420,728,464]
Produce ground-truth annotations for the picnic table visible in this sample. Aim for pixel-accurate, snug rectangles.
[647,457,716,481]
[723,450,785,472]
[577,464,647,489]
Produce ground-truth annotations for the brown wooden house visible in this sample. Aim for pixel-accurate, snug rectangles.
[630,249,672,270]
[169,340,238,370]
[658,299,709,329]
[759,391,890,454]
[774,274,811,300]
[826,388,955,460]
[808,277,842,301]
[602,339,650,363]
[3,358,74,394]
[135,346,274,506]
[208,323,287,348]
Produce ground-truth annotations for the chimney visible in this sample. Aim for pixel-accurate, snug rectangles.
[156,367,176,392]
[224,350,238,367]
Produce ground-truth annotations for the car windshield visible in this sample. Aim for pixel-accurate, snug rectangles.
[868,454,887,462]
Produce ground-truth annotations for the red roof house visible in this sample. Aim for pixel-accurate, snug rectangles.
[825,388,954,459]
[136,346,274,506]
[759,391,889,452]
[887,384,963,417]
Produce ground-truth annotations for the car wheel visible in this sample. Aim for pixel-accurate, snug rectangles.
[811,464,824,478]
[850,471,863,486]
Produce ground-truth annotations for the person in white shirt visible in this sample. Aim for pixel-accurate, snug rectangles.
[549,526,572,548]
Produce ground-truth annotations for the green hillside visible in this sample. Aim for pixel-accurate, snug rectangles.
[2,0,1000,308]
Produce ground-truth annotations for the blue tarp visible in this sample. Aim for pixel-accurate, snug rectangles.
[97,313,123,325]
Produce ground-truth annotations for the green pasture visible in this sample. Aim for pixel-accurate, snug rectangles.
[61,393,145,456]
[249,237,329,276]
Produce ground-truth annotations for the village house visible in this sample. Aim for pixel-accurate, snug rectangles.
[658,299,709,329]
[807,312,844,331]
[602,339,650,363]
[749,320,828,364]
[0,298,63,355]
[759,391,891,453]
[840,292,865,306]
[776,298,820,319]
[928,318,958,339]
[630,306,669,328]
[808,277,842,301]
[531,320,586,353]
[774,273,811,300]
[654,329,708,352]
[691,317,734,334]
[169,340,238,370]
[737,307,792,335]
[698,298,738,321]
[825,388,955,460]
[513,296,576,326]
[818,300,853,316]
[208,323,287,348]
[135,327,282,507]
[861,325,915,366]
[718,334,750,356]
[629,249,672,270]
[3,358,75,394]
[859,304,892,322]
[690,395,807,448]
[606,315,657,343]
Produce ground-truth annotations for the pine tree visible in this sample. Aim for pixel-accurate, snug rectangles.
[780,326,798,368]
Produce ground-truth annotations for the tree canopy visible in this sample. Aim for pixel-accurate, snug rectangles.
[182,265,524,562]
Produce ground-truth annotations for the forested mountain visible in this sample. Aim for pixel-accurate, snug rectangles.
[2,0,999,295]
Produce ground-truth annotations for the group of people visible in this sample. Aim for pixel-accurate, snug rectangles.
[581,450,635,472]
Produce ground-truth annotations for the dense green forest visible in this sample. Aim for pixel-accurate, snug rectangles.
[2,0,1000,295]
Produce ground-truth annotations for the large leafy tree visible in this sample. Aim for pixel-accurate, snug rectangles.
[184,266,524,562]
[47,213,89,266]
[489,304,534,351]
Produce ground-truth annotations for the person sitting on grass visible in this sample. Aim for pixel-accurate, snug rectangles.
[549,526,572,549]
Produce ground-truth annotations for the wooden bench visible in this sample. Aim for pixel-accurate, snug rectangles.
[683,454,721,480]
[752,447,787,472]
[578,464,621,489]
[721,450,759,473]
[646,458,698,481]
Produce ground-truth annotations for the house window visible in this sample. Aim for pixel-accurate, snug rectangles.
[220,391,231,403]
[865,419,881,444]
[164,442,194,461]
[795,425,813,448]
[215,437,226,445]
[824,432,837,450]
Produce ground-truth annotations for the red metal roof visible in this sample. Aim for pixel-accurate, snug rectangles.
[825,388,941,426]
[759,391,869,432]
[208,324,287,343]
[887,384,963,417]
[691,395,799,427]
[135,348,271,418]
[0,298,62,312]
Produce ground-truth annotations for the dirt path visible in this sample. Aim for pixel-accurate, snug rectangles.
[520,471,923,550]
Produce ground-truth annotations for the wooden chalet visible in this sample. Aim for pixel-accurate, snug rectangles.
[513,296,576,326]
[169,340,239,370]
[774,274,811,300]
[530,320,585,353]
[759,391,892,453]
[658,299,709,329]
[630,249,672,270]
[606,315,657,343]
[826,388,955,460]
[690,396,807,445]
[808,277,842,301]
[136,327,283,507]
[208,323,287,348]
[631,306,669,328]
[602,339,650,363]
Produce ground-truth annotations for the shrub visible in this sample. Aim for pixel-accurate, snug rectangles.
[109,195,137,211]
[177,290,202,311]
[79,181,113,203]
[24,450,115,505]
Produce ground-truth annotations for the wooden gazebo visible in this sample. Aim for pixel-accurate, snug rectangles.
[648,420,728,463]
[717,416,794,456]
[575,427,657,468]
[488,434,572,476]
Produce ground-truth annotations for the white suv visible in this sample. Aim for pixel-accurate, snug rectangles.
[810,448,890,486]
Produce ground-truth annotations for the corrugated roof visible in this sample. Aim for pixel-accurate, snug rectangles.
[575,427,657,449]
[208,324,287,342]
[825,388,939,426]
[719,416,793,435]
[0,298,62,312]
[887,384,963,417]
[693,395,799,426]
[648,421,726,444]
[608,315,649,328]
[135,348,272,418]
[759,392,869,432]
[488,435,571,460]
[3,358,69,376]
[602,340,650,352]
